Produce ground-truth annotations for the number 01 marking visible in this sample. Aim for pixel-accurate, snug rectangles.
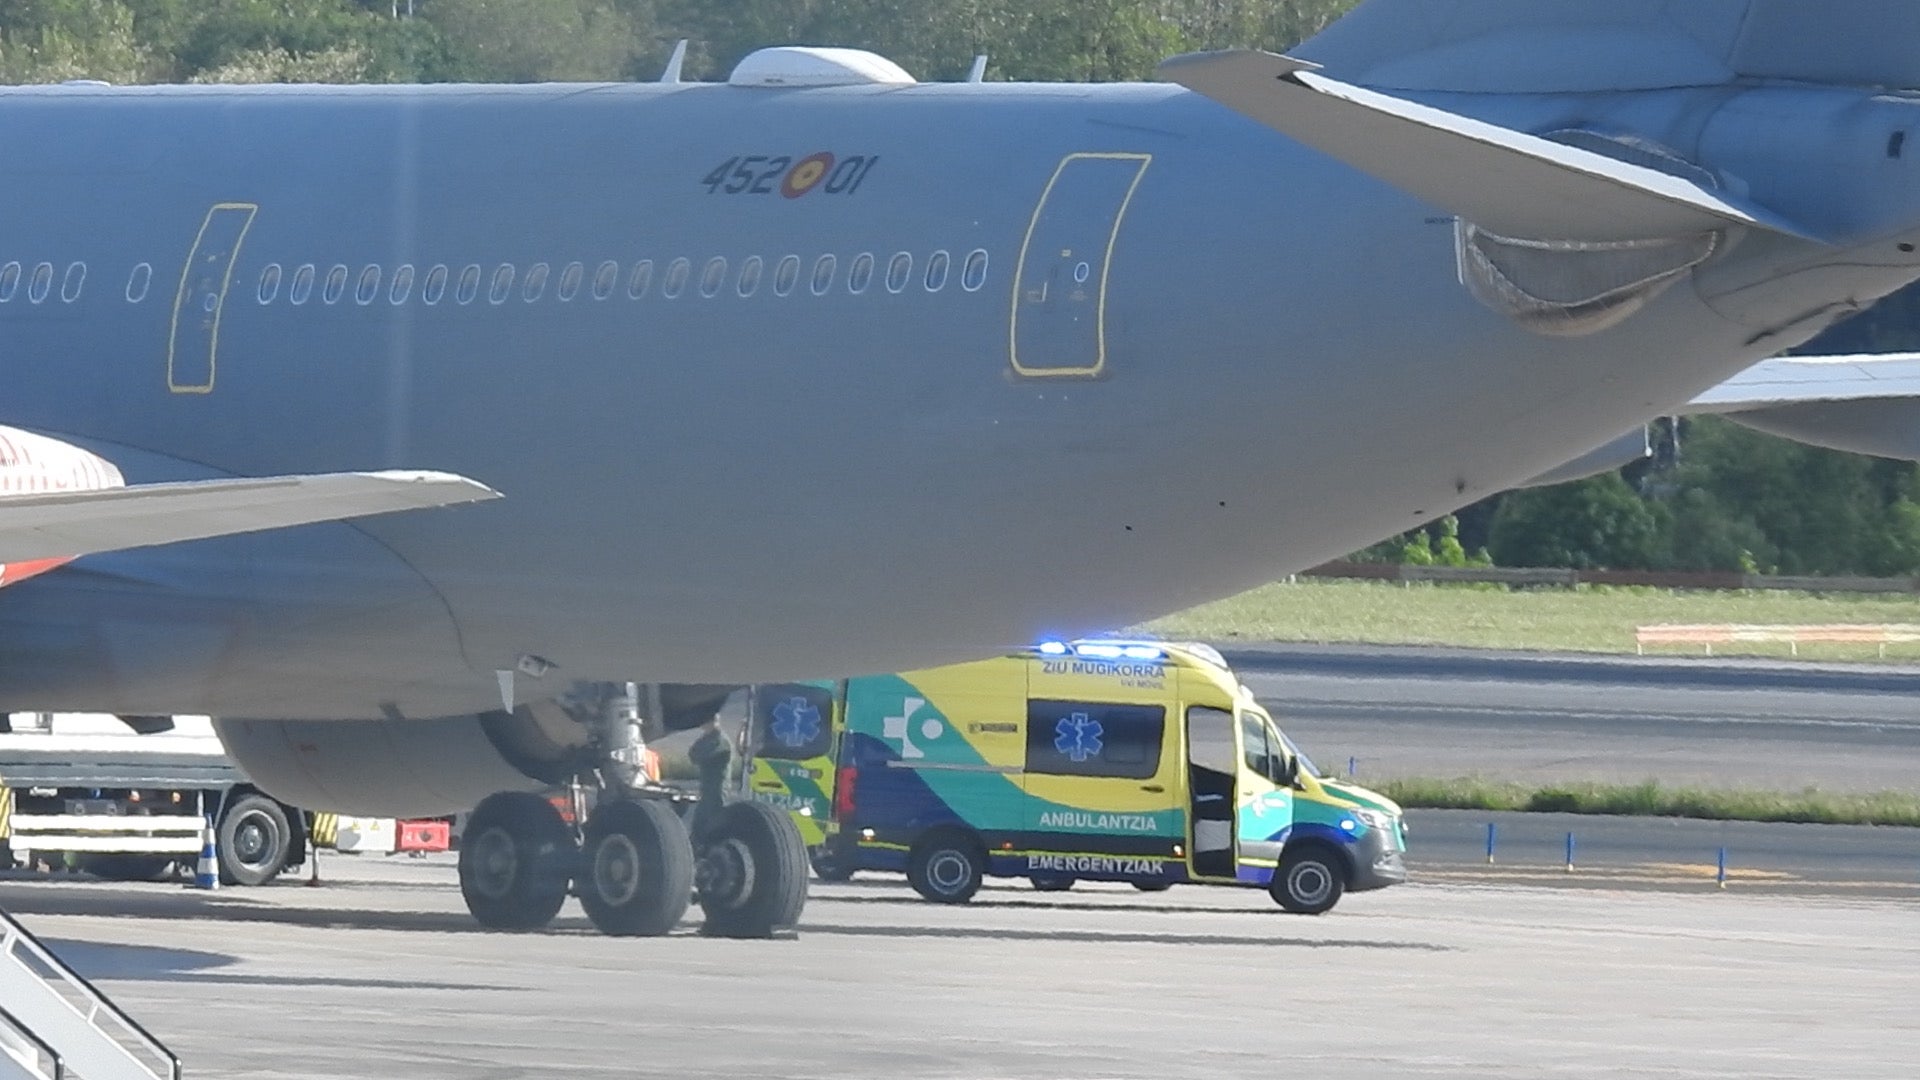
[168,202,258,394]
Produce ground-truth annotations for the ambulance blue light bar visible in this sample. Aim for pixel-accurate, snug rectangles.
[1035,641,1166,662]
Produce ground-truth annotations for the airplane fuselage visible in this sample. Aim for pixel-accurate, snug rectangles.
[0,77,1908,718]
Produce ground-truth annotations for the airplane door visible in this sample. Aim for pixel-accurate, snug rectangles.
[1010,153,1150,378]
[169,203,258,394]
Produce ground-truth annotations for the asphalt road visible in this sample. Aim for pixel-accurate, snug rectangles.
[1226,643,1920,791]
[4,855,1916,1079]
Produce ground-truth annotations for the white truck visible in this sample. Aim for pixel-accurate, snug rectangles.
[0,712,308,885]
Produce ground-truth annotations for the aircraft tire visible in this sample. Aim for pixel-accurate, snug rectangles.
[459,792,575,930]
[1029,874,1075,892]
[698,801,809,938]
[219,794,293,886]
[906,831,985,904]
[1271,844,1346,915]
[579,799,694,937]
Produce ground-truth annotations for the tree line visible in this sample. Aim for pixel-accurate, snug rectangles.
[8,0,1920,576]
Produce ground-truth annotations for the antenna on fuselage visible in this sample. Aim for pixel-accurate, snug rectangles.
[966,54,988,83]
[661,39,689,84]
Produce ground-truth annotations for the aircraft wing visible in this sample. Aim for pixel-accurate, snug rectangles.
[1685,354,1920,413]
[1158,49,1816,244]
[0,471,500,565]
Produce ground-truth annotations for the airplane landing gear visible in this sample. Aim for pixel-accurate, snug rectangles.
[695,801,808,938]
[578,799,693,936]
[459,791,575,930]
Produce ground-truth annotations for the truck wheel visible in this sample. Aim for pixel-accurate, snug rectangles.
[579,799,694,937]
[907,832,984,904]
[1029,874,1075,892]
[698,801,809,938]
[219,794,293,886]
[460,791,575,930]
[1272,845,1346,915]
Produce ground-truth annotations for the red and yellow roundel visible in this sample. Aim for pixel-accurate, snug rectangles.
[782,152,835,199]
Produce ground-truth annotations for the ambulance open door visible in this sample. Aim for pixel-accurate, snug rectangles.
[1184,706,1238,880]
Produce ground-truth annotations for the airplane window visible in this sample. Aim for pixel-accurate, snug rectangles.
[628,260,653,299]
[558,262,584,302]
[886,252,912,294]
[848,253,874,294]
[663,258,690,299]
[289,264,315,305]
[355,265,382,305]
[61,263,84,303]
[773,255,800,296]
[126,262,152,303]
[390,264,415,305]
[523,262,550,302]
[592,261,618,300]
[422,265,448,305]
[29,263,52,303]
[0,263,18,302]
[258,264,282,304]
[810,254,837,296]
[962,249,989,292]
[700,257,727,298]
[456,264,481,305]
[737,256,763,298]
[925,250,950,292]
[489,264,515,305]
[323,265,348,304]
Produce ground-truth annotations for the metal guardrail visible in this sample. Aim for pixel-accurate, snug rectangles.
[1303,562,1920,594]
[0,1004,62,1080]
[0,907,180,1080]
[1636,624,1920,657]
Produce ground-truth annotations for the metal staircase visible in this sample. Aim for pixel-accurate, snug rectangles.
[0,906,178,1080]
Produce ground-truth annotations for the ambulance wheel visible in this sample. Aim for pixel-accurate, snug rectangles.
[579,799,694,937]
[1029,875,1075,892]
[810,849,855,883]
[459,792,574,930]
[697,801,810,938]
[219,794,293,886]
[907,832,984,904]
[1272,845,1346,915]
[1131,881,1173,892]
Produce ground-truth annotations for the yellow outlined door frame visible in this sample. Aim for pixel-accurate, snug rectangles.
[169,202,258,394]
[1009,153,1151,379]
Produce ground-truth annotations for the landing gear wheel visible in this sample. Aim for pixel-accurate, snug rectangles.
[459,792,575,930]
[578,799,694,937]
[219,794,292,886]
[1029,875,1075,892]
[1272,846,1346,915]
[697,801,809,938]
[1131,880,1172,893]
[907,833,984,904]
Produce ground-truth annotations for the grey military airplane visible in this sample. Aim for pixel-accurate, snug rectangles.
[7,0,1920,937]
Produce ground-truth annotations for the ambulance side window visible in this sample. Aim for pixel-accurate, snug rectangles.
[1240,713,1276,778]
[750,684,835,761]
[1026,700,1164,779]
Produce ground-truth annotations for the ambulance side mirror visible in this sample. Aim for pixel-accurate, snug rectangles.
[1274,754,1299,789]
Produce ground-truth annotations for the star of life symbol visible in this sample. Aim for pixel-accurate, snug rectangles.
[770,697,822,749]
[1054,713,1104,762]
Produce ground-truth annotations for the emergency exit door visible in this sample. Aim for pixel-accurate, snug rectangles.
[1010,153,1150,378]
[169,203,258,393]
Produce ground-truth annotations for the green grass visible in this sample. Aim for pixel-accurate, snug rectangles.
[1374,777,1920,827]
[1143,579,1920,660]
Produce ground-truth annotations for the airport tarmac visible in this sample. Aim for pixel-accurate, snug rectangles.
[1229,643,1920,791]
[4,851,1916,1079]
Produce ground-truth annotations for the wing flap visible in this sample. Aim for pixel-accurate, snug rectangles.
[0,470,499,564]
[1157,49,1815,244]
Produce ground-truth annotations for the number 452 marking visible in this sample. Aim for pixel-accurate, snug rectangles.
[702,153,879,199]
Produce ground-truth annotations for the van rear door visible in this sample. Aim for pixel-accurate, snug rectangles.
[744,681,840,846]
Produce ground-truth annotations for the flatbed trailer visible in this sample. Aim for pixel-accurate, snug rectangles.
[1,712,308,885]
